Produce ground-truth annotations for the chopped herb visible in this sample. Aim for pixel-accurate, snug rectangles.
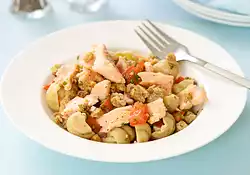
[84,52,94,62]
[50,64,61,74]
[180,113,185,120]
[168,62,174,69]
[78,81,83,86]
[134,74,140,82]
[130,79,134,84]
[187,92,193,100]
[78,104,88,113]
[62,81,67,86]
[185,77,192,80]
[78,104,84,109]
[78,64,83,69]
[76,55,80,60]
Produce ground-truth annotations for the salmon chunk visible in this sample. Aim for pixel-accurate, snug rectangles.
[138,72,174,94]
[97,106,132,132]
[61,95,98,118]
[92,44,125,83]
[55,64,79,90]
[144,62,154,72]
[116,57,128,73]
[147,98,167,124]
[91,80,111,101]
[178,84,207,110]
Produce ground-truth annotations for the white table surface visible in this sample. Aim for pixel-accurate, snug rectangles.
[1,0,250,175]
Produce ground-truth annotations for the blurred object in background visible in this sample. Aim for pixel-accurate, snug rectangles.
[10,0,52,19]
[68,0,108,13]
[173,0,250,27]
[193,0,250,15]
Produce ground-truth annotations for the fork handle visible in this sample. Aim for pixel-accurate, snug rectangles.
[203,62,250,89]
[180,53,250,89]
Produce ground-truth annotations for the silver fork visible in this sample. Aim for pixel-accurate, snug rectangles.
[135,20,250,89]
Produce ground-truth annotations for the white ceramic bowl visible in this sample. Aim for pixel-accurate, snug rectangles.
[0,21,247,162]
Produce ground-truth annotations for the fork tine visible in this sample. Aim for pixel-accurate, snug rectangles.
[134,29,159,54]
[141,22,168,47]
[137,26,163,50]
[146,19,180,45]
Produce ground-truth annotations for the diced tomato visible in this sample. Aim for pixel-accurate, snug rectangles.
[175,76,185,84]
[174,115,182,122]
[43,80,55,90]
[135,61,145,73]
[173,111,184,122]
[180,111,185,115]
[154,120,164,128]
[86,116,101,133]
[122,61,144,84]
[122,66,136,83]
[101,97,113,112]
[43,84,51,90]
[129,102,149,126]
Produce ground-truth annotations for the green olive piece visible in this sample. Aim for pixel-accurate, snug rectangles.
[66,112,95,139]
[173,79,194,94]
[46,82,61,111]
[163,94,179,112]
[135,123,151,143]
[103,128,130,144]
[152,59,179,78]
[121,125,135,142]
[151,113,176,139]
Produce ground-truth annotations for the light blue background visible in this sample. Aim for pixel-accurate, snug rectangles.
[1,0,250,174]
